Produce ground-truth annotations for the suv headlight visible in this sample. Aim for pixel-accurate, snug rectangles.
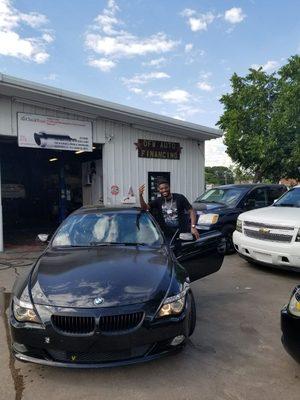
[158,283,189,318]
[288,289,300,317]
[13,298,40,323]
[198,213,219,225]
[296,228,300,242]
[236,219,243,233]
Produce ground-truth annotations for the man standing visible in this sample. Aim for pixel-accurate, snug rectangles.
[139,180,200,240]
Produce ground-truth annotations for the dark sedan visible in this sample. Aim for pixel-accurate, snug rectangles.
[281,285,300,363]
[10,206,225,368]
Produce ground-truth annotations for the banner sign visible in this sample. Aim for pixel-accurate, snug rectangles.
[18,113,93,152]
[135,139,182,160]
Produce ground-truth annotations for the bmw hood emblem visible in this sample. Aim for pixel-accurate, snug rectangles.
[94,297,104,306]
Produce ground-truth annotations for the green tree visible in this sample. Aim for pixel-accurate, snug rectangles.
[271,55,300,178]
[217,55,300,182]
[205,166,234,185]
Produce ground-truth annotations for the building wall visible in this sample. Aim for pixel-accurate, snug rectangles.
[102,120,205,205]
[0,95,205,205]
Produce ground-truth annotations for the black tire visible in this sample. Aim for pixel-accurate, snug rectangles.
[188,291,196,336]
[222,225,236,255]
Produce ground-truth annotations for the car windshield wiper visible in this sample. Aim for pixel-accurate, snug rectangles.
[89,241,147,247]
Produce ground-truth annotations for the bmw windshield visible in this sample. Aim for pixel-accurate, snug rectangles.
[273,188,300,208]
[195,187,248,206]
[52,211,163,248]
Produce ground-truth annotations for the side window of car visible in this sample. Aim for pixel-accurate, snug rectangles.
[267,187,286,205]
[244,188,268,210]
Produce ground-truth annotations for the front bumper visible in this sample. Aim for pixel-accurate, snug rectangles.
[10,296,191,368]
[233,231,300,271]
[281,307,300,363]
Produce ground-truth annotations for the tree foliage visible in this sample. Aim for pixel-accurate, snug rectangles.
[217,55,300,182]
[205,166,234,185]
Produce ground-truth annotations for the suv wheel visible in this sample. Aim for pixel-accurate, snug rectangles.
[222,225,236,254]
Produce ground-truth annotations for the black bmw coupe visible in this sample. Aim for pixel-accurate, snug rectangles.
[10,206,225,368]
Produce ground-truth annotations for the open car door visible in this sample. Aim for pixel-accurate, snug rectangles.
[175,231,225,282]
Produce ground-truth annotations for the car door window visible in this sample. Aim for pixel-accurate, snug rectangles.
[245,188,268,209]
[267,187,286,205]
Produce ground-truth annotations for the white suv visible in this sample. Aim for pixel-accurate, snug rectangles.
[233,186,300,271]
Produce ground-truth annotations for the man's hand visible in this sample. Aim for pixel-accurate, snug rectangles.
[139,184,149,210]
[191,226,200,240]
[139,184,145,197]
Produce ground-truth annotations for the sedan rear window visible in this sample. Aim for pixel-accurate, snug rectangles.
[52,212,163,247]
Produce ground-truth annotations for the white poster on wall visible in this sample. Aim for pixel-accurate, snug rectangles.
[17,113,93,152]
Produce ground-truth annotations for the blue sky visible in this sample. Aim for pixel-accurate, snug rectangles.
[0,0,299,166]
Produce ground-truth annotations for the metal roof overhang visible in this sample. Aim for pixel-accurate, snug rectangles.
[0,73,222,141]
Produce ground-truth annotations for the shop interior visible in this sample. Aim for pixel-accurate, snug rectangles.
[0,138,102,246]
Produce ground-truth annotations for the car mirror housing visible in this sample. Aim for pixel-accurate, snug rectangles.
[37,234,49,243]
[179,233,194,241]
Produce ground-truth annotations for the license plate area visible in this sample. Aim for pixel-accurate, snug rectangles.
[253,251,272,263]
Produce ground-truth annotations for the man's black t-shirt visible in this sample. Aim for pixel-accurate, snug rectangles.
[149,193,192,237]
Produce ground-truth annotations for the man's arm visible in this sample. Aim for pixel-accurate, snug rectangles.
[188,208,200,240]
[139,184,149,210]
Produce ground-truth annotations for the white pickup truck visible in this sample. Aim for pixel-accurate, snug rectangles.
[233,186,300,271]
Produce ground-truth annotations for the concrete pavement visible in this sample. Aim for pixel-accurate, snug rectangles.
[0,248,299,400]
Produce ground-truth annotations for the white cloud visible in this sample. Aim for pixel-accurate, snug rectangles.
[88,58,117,72]
[148,89,191,104]
[85,1,179,70]
[142,57,166,67]
[197,81,214,91]
[251,60,279,72]
[175,105,205,119]
[224,7,246,24]
[0,0,52,63]
[205,138,232,167]
[122,71,170,93]
[19,12,48,28]
[42,32,54,43]
[34,52,49,63]
[122,71,170,86]
[180,9,196,18]
[185,43,193,53]
[181,9,216,32]
[129,87,143,94]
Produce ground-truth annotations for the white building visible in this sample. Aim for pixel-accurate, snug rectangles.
[0,74,222,250]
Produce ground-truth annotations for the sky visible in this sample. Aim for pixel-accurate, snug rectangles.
[0,0,299,166]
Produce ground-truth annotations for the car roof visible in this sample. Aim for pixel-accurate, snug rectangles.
[72,205,142,215]
[209,184,285,190]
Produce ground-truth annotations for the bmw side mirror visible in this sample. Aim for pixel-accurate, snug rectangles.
[37,234,49,243]
[273,199,278,205]
[179,233,194,241]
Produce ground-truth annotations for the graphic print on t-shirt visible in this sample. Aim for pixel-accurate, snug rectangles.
[162,199,179,227]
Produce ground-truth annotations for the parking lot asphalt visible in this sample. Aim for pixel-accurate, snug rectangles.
[0,248,299,400]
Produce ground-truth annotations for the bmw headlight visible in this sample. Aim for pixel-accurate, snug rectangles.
[158,283,189,317]
[288,289,300,317]
[198,213,219,225]
[13,298,40,323]
[236,219,243,233]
